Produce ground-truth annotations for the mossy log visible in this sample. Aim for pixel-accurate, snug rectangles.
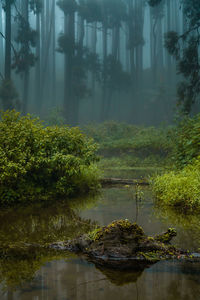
[101,178,149,186]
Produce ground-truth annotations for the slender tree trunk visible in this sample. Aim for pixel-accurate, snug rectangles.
[101,23,108,121]
[0,2,4,77]
[21,0,30,114]
[128,0,136,93]
[135,0,145,90]
[91,21,97,91]
[125,22,130,72]
[90,21,97,120]
[64,12,75,124]
[41,1,54,109]
[40,2,45,107]
[157,17,164,75]
[112,25,120,60]
[52,0,56,105]
[5,0,11,80]
[166,0,172,83]
[45,0,50,104]
[35,12,41,110]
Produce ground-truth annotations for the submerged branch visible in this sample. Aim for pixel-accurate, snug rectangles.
[101,178,149,186]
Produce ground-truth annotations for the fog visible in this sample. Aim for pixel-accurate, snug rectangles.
[0,0,192,125]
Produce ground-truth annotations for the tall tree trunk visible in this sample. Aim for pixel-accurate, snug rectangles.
[91,21,97,91]
[128,0,136,93]
[166,0,172,83]
[52,0,56,106]
[35,11,41,110]
[101,23,108,121]
[112,25,120,60]
[45,0,50,104]
[0,1,4,77]
[157,17,164,76]
[5,0,11,80]
[135,0,145,90]
[41,1,55,110]
[64,12,75,124]
[22,0,30,114]
[40,2,45,107]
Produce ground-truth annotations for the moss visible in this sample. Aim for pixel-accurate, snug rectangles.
[88,219,145,242]
[155,228,177,243]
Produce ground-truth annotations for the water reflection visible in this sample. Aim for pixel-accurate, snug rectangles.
[0,194,99,291]
[0,194,99,247]
[1,259,200,300]
[154,205,200,251]
[1,186,200,299]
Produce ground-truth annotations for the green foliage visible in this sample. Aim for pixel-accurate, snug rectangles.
[163,0,200,113]
[152,157,200,212]
[78,0,102,23]
[0,80,20,110]
[45,107,66,126]
[152,113,200,212]
[84,121,172,157]
[12,15,37,74]
[172,113,200,168]
[57,0,78,15]
[0,110,100,205]
[148,0,163,7]
[102,55,131,92]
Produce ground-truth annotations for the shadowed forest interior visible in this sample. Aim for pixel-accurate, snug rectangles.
[1,0,197,125]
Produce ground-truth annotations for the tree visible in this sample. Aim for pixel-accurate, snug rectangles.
[150,0,200,114]
[149,0,164,84]
[12,1,39,113]
[0,0,20,110]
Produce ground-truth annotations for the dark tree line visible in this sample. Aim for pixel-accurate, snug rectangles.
[0,0,193,125]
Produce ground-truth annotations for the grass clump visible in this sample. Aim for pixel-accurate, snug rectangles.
[152,157,200,211]
[0,110,100,206]
[152,113,200,212]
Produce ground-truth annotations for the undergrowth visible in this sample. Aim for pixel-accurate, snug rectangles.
[152,113,200,212]
[0,110,100,205]
[83,121,173,169]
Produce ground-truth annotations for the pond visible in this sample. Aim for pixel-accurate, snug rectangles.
[0,181,200,299]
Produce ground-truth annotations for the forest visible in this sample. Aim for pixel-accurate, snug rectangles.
[0,0,193,125]
[1,0,200,299]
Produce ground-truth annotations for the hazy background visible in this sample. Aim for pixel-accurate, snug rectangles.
[0,0,193,125]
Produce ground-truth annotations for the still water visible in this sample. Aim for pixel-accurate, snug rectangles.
[0,185,200,299]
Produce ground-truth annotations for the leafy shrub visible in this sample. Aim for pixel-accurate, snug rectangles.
[152,157,200,211]
[84,121,173,159]
[172,114,200,168]
[0,110,100,205]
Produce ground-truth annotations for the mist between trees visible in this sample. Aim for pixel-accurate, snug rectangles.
[0,0,195,125]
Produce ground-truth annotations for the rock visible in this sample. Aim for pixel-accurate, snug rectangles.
[50,219,190,270]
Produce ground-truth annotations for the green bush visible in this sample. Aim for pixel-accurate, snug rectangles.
[172,114,200,168]
[0,110,100,205]
[152,157,200,211]
[84,121,172,157]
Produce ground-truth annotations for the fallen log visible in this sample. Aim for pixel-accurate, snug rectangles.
[101,178,149,186]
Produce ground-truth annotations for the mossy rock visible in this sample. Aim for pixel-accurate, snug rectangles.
[50,219,191,270]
